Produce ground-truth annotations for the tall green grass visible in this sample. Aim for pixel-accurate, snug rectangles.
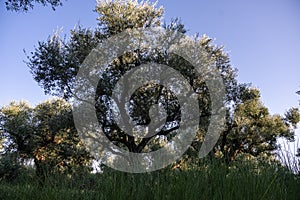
[0,158,299,200]
[276,139,300,174]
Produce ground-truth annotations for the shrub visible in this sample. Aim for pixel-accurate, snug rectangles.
[0,152,22,182]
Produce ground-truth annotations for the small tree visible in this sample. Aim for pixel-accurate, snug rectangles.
[218,88,299,163]
[0,99,92,180]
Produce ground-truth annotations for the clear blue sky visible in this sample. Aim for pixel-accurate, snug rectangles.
[1,0,299,143]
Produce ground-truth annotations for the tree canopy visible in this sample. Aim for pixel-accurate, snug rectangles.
[0,99,92,179]
[3,0,299,172]
[25,0,300,169]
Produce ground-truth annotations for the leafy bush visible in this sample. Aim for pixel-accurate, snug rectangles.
[0,152,22,182]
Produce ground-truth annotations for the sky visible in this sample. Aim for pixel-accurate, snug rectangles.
[0,0,299,149]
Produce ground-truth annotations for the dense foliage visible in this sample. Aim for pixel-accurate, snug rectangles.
[0,99,92,181]
[24,0,300,169]
[0,0,299,181]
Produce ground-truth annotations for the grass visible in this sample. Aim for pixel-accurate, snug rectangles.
[276,139,300,174]
[0,158,299,200]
